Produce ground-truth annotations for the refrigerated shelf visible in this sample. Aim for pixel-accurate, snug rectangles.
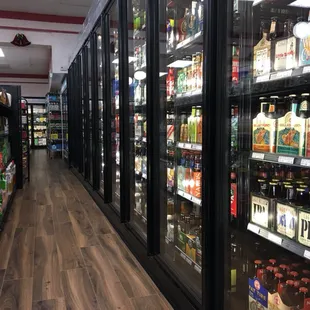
[250,151,310,168]
[177,142,202,151]
[175,246,202,275]
[177,189,201,206]
[247,222,310,260]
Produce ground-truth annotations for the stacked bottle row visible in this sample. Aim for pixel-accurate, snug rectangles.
[177,151,202,199]
[179,107,202,144]
[167,52,203,101]
[166,0,204,52]
[177,201,202,266]
[251,163,310,248]
[251,258,310,309]
[252,93,310,157]
[253,13,310,77]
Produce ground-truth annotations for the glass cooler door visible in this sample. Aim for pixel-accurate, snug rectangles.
[128,0,148,238]
[158,0,204,300]
[225,1,310,309]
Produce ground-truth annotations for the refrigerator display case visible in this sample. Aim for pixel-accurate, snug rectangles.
[158,0,204,299]
[222,1,310,310]
[30,104,47,148]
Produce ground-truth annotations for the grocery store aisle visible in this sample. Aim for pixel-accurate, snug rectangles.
[0,150,172,310]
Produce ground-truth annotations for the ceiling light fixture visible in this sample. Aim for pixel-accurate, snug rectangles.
[112,56,137,64]
[167,60,192,68]
[0,48,5,57]
[134,70,146,80]
[289,0,310,8]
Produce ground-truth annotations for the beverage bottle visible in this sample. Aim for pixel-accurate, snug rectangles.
[166,68,175,101]
[232,43,239,84]
[289,94,300,114]
[296,287,309,309]
[178,153,186,191]
[299,93,310,118]
[188,108,196,143]
[191,155,202,198]
[271,273,285,294]
[189,154,195,194]
[134,81,142,106]
[192,53,198,91]
[196,52,203,91]
[177,8,189,43]
[197,1,203,32]
[268,181,280,198]
[270,16,280,41]
[196,107,202,144]
[184,153,191,193]
[267,96,280,118]
[180,112,187,142]
[254,260,265,281]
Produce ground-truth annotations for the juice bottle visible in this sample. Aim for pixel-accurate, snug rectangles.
[185,153,191,193]
[178,152,186,191]
[196,107,203,143]
[191,155,202,198]
[188,108,196,143]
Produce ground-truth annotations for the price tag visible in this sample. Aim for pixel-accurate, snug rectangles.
[252,152,265,160]
[304,249,310,260]
[194,31,202,38]
[51,134,58,140]
[301,158,310,167]
[194,264,202,274]
[256,75,270,83]
[247,223,260,234]
[278,156,294,165]
[276,69,293,79]
[186,257,192,265]
[303,66,310,74]
[192,196,202,206]
[268,232,282,245]
[180,252,186,260]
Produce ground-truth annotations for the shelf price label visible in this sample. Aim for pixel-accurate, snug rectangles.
[304,250,310,260]
[268,232,282,245]
[247,223,260,234]
[301,159,310,167]
[50,134,58,140]
[194,264,202,274]
[256,74,270,83]
[252,152,265,160]
[303,66,310,74]
[278,156,294,165]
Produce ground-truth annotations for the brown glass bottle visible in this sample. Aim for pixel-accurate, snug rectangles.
[299,93,310,119]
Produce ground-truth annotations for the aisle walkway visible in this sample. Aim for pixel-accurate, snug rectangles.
[0,150,172,310]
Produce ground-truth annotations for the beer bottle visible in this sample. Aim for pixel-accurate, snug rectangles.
[258,179,268,196]
[279,264,290,276]
[267,96,279,119]
[264,266,275,291]
[271,273,285,293]
[289,94,300,114]
[269,259,277,266]
[295,187,309,207]
[268,182,279,198]
[289,271,300,281]
[270,17,279,41]
[299,93,310,119]
[285,185,295,203]
[296,287,308,309]
[254,260,265,280]
[282,280,296,306]
[301,277,310,290]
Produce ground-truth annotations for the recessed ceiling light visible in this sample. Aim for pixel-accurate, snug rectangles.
[289,0,310,8]
[0,48,5,57]
[167,60,192,68]
[112,56,137,64]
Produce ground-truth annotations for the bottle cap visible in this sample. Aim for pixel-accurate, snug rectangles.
[254,260,262,265]
[303,269,310,275]
[269,182,278,186]
[270,96,279,99]
[266,266,274,271]
[299,287,308,293]
[258,179,266,183]
[294,280,301,288]
[290,271,299,277]
[301,93,310,97]
[286,280,294,286]
[301,277,310,283]
[280,264,289,270]
[275,273,284,278]
[289,94,297,97]
[269,259,277,264]
[297,188,305,192]
[285,185,294,189]
[273,267,280,273]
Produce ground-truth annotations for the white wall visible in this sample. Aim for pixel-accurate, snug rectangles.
[0,19,80,73]
[0,79,49,97]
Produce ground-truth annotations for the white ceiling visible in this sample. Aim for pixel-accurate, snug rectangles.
[0,43,50,75]
[0,0,93,17]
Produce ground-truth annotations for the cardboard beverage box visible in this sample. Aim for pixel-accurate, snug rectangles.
[276,202,299,240]
[253,111,277,153]
[305,119,310,157]
[185,234,197,262]
[276,112,306,156]
[249,278,310,310]
[298,208,310,247]
[251,193,275,230]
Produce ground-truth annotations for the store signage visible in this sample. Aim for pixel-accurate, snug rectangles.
[248,278,268,310]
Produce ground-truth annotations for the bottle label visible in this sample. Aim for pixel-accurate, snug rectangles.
[254,48,270,77]
[251,194,269,228]
[248,278,268,310]
[305,119,310,157]
[299,36,310,67]
[252,112,276,153]
[274,39,287,71]
[231,183,237,217]
[286,36,297,69]
[276,202,297,239]
[277,112,306,156]
[298,209,310,247]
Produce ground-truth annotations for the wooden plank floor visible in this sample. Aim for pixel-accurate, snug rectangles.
[0,150,172,310]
